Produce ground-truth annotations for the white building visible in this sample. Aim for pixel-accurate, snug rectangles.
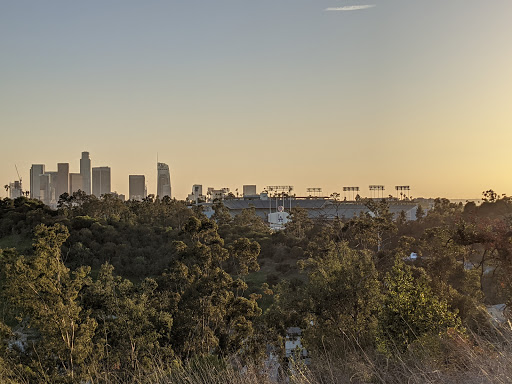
[187,184,206,204]
[268,209,290,231]
[285,327,309,364]
[207,187,230,202]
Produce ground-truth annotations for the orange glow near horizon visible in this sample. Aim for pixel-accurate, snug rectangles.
[1,0,512,200]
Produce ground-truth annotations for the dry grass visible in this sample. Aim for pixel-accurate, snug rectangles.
[298,325,512,384]
[2,325,512,383]
[83,357,281,384]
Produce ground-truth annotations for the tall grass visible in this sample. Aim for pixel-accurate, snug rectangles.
[2,324,512,383]
[300,324,512,384]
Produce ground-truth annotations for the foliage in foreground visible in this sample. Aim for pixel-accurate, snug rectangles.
[2,326,512,384]
[1,192,512,382]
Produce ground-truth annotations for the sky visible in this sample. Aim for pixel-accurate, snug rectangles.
[1,0,512,200]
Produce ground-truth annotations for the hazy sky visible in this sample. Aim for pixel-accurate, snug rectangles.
[1,0,512,199]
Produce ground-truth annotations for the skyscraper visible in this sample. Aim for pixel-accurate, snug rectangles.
[157,162,171,199]
[8,181,23,199]
[80,151,91,195]
[56,163,69,198]
[69,173,84,194]
[92,166,111,197]
[129,175,146,201]
[30,164,45,200]
[39,171,57,206]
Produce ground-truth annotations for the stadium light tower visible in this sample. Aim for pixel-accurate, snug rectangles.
[395,185,410,200]
[306,187,322,197]
[267,186,294,211]
[369,185,385,199]
[343,186,359,201]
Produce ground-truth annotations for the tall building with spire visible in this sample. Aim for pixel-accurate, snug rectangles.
[80,151,91,195]
[157,162,171,199]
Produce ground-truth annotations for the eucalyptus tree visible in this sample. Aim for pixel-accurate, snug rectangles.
[164,217,263,359]
[298,242,381,350]
[2,224,97,382]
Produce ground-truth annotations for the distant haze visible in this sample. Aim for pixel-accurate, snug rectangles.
[1,0,512,200]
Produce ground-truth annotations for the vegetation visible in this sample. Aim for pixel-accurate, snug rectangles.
[1,191,512,383]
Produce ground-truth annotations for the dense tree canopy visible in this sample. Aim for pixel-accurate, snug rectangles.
[0,192,511,382]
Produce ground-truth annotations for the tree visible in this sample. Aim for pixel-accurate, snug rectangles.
[3,224,97,382]
[57,192,71,210]
[298,242,381,350]
[166,217,263,359]
[482,189,498,203]
[0,249,16,381]
[426,198,463,224]
[396,210,407,226]
[85,263,174,374]
[228,237,261,277]
[419,224,485,329]
[415,204,425,221]
[212,202,232,225]
[378,258,462,354]
[232,206,270,237]
[285,207,313,240]
[99,193,130,222]
[343,200,396,251]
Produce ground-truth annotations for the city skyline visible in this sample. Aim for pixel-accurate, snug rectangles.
[2,1,512,200]
[20,151,178,203]
[0,149,501,201]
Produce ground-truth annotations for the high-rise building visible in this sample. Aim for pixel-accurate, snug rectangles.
[39,174,51,205]
[56,163,69,198]
[69,173,84,194]
[80,152,91,195]
[157,162,171,199]
[129,175,146,201]
[39,171,57,206]
[8,181,23,199]
[92,166,111,197]
[30,164,45,200]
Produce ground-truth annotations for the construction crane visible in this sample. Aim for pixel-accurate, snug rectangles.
[14,164,28,197]
[15,164,22,184]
